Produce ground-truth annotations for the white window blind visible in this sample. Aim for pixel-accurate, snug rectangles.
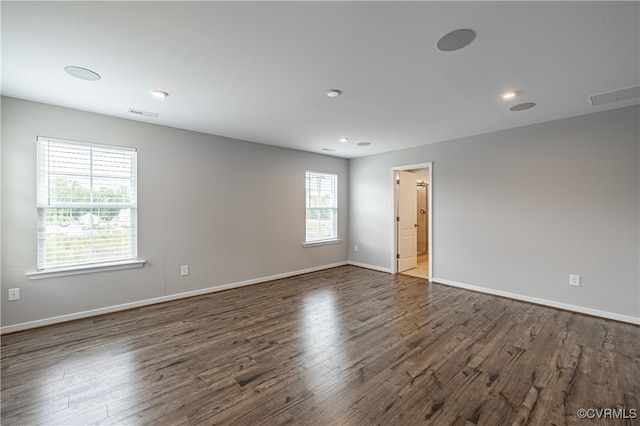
[36,137,138,271]
[305,170,338,243]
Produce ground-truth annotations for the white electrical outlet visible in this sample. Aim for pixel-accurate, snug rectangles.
[181,265,189,276]
[354,245,359,252]
[8,288,20,301]
[569,274,580,287]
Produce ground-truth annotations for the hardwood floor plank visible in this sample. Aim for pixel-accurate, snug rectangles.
[2,266,638,425]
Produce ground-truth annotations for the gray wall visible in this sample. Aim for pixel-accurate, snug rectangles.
[2,97,638,328]
[1,97,349,328]
[349,106,639,320]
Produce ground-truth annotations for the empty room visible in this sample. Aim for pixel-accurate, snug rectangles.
[1,1,639,425]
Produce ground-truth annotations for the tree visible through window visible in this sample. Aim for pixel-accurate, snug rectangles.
[36,137,138,270]
[305,170,337,243]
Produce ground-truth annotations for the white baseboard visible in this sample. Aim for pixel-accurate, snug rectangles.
[0,261,349,334]
[348,261,393,274]
[432,277,640,325]
[5,265,635,334]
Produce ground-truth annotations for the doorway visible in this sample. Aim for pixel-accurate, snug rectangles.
[391,162,432,280]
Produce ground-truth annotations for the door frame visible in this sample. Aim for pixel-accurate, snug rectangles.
[390,162,433,280]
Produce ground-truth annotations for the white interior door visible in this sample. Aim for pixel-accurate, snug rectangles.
[397,171,417,272]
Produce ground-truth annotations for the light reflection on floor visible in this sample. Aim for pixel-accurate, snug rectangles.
[301,289,343,353]
[34,350,138,424]
[300,288,349,421]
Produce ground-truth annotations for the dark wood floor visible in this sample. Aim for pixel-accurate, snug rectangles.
[1,266,639,425]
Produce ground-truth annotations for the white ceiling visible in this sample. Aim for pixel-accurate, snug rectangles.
[2,1,639,158]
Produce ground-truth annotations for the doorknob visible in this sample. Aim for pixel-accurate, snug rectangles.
[415,224,418,227]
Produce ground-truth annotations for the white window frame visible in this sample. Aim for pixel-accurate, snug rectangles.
[304,170,340,247]
[27,136,143,279]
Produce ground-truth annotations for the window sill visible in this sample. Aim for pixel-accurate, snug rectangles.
[302,239,341,248]
[26,259,146,280]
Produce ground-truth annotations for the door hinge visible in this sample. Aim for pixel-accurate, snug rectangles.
[396,216,400,222]
[396,254,400,259]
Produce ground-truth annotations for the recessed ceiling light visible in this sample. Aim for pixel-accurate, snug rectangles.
[64,66,101,81]
[509,102,536,112]
[437,29,476,52]
[150,90,169,98]
[338,137,349,143]
[501,91,519,100]
[327,89,342,98]
[357,141,371,147]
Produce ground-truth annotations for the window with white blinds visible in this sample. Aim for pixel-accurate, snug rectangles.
[305,170,338,243]
[36,137,138,271]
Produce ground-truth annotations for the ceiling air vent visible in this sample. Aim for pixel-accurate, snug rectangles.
[590,86,639,106]
[128,108,159,118]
